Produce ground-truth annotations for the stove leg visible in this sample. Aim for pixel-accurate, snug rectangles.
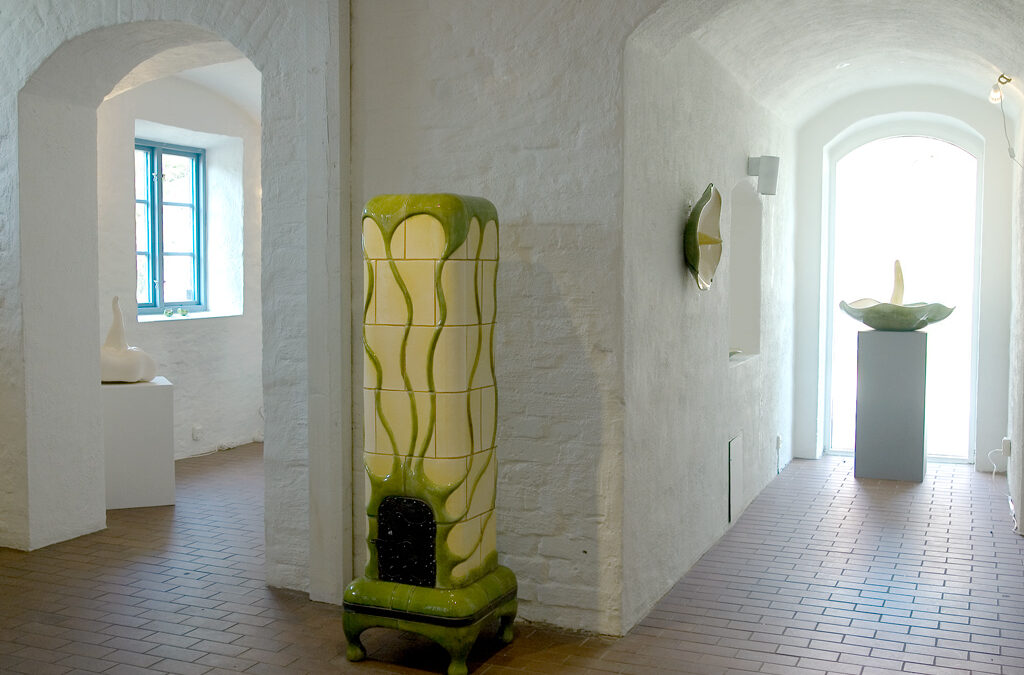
[342,613,367,661]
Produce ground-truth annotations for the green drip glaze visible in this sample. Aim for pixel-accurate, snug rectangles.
[383,233,419,458]
[363,193,499,259]
[488,262,498,448]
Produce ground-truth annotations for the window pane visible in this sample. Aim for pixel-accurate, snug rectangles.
[136,203,150,253]
[134,150,149,201]
[137,254,152,304]
[162,153,194,204]
[162,205,195,253]
[163,255,196,303]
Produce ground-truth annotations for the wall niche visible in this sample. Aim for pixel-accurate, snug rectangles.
[729,181,763,359]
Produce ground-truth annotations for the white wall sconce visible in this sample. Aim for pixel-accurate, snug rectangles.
[747,155,780,195]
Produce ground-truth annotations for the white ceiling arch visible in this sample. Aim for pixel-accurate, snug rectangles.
[641,0,1024,122]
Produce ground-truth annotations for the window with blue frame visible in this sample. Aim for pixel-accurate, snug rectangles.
[135,140,206,314]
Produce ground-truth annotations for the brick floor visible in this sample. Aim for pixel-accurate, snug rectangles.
[2,446,1022,674]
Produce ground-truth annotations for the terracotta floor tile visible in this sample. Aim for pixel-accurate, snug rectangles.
[2,447,1023,673]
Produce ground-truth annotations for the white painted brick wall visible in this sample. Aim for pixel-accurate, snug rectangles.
[0,1,343,600]
[620,18,796,630]
[1011,177,1024,517]
[350,0,663,634]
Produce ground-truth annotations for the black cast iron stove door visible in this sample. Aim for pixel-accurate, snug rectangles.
[375,496,437,587]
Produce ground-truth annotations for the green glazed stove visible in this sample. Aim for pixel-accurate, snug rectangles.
[344,194,517,675]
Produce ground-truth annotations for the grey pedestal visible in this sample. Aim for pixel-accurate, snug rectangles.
[854,330,926,482]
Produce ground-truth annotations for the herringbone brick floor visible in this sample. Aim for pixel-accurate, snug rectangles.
[1,445,1022,674]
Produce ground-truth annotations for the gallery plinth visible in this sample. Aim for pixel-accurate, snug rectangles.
[854,330,927,482]
[102,376,175,509]
[344,194,516,675]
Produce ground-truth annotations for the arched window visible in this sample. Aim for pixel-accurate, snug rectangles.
[824,121,982,461]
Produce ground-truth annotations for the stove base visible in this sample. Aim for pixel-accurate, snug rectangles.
[343,565,517,675]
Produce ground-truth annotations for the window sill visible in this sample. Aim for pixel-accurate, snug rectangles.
[139,309,241,323]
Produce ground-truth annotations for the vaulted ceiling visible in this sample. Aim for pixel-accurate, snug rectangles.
[648,0,1024,122]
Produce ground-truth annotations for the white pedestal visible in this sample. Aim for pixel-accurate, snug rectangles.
[102,376,175,509]
[855,331,927,482]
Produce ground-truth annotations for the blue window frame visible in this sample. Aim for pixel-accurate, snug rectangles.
[135,140,206,313]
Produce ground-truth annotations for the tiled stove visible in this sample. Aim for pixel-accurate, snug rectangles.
[343,194,517,675]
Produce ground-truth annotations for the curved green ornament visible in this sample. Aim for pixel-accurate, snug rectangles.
[683,183,723,290]
[839,299,954,332]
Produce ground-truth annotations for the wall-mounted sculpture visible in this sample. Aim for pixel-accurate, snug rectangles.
[683,183,723,290]
[100,296,157,383]
[840,260,954,331]
[344,194,517,675]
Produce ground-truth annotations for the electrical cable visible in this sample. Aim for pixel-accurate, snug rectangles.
[995,79,1024,169]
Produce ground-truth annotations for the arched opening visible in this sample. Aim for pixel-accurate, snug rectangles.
[825,134,981,461]
[794,91,1014,472]
[4,18,352,608]
[15,22,259,550]
[98,58,265,465]
[6,13,349,604]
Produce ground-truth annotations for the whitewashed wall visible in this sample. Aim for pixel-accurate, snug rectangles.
[0,1,347,604]
[621,21,796,630]
[1009,139,1024,530]
[97,76,264,461]
[350,0,664,634]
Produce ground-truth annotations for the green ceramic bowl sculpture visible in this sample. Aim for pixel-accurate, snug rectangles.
[839,260,954,331]
[683,183,723,290]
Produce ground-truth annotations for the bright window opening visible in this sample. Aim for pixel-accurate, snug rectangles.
[135,139,206,313]
[134,120,246,321]
[828,136,978,460]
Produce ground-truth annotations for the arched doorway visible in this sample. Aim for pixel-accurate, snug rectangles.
[825,133,981,461]
[17,21,255,549]
[4,9,349,606]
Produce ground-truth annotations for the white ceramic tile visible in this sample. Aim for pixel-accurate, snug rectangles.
[473,324,494,388]
[467,449,496,519]
[480,511,497,561]
[375,260,435,326]
[404,214,447,259]
[363,451,395,482]
[391,220,407,259]
[374,389,434,457]
[434,391,473,458]
[432,325,469,392]
[479,385,497,450]
[470,387,482,452]
[424,456,469,516]
[437,260,475,326]
[479,261,497,323]
[423,455,468,487]
[363,324,413,391]
[362,217,387,260]
[403,326,435,392]
[363,388,376,454]
[446,515,480,558]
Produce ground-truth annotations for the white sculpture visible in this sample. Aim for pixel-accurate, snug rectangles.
[101,296,157,383]
[839,260,954,332]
